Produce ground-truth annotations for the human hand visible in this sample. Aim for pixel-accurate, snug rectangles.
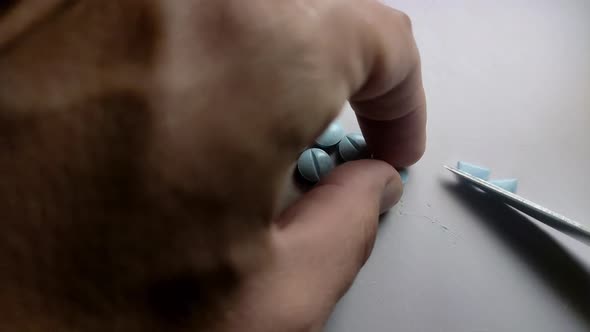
[0,0,425,331]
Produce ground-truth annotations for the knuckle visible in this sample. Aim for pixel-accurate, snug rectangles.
[394,10,413,31]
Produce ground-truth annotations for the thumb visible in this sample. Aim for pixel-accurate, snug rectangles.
[273,160,402,311]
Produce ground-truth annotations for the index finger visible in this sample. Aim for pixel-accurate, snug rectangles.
[350,4,426,167]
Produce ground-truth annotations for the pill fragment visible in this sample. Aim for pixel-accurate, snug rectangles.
[399,168,409,184]
[457,161,491,180]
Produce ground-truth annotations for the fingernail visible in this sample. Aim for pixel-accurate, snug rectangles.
[379,176,403,214]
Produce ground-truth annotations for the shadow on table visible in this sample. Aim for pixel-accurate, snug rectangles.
[443,181,590,325]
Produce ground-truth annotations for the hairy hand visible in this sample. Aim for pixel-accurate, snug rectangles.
[0,1,425,331]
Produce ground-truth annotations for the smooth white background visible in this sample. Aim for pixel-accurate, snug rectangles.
[326,1,590,331]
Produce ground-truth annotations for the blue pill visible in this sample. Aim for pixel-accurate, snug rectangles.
[399,168,409,184]
[490,178,518,193]
[457,161,491,180]
[297,148,334,183]
[315,122,345,148]
[338,133,368,161]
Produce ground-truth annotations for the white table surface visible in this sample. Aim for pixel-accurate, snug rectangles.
[325,1,590,331]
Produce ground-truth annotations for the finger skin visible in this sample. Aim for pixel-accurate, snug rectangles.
[349,4,427,167]
[242,6,424,327]
[357,104,427,167]
[276,160,401,302]
[223,160,401,332]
